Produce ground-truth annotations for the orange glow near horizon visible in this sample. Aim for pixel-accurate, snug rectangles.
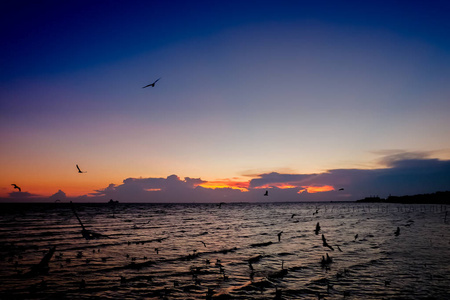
[299,185,335,194]
[198,180,249,192]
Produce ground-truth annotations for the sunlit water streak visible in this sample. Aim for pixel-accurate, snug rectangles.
[1,202,449,299]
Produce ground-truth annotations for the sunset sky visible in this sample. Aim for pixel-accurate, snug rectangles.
[1,0,450,202]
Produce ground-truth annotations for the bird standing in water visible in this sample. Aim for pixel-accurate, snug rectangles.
[277,231,283,242]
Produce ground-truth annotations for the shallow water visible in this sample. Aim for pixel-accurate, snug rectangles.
[1,202,449,299]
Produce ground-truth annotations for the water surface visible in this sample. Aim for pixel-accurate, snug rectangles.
[1,202,449,299]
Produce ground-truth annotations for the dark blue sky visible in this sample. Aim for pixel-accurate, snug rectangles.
[2,0,449,80]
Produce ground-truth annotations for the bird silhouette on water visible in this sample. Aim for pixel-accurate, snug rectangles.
[11,184,21,192]
[322,234,334,251]
[76,164,86,173]
[314,222,321,235]
[142,77,161,88]
[394,227,400,236]
[277,231,283,242]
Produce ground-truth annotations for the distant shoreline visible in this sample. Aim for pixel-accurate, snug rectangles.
[356,191,450,204]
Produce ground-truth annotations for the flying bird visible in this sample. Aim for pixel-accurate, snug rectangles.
[142,77,161,88]
[264,190,268,196]
[339,188,344,191]
[11,184,21,192]
[76,165,86,173]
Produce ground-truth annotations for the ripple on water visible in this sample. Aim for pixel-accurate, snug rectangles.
[0,202,449,299]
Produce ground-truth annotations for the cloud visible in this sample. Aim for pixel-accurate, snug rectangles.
[9,191,39,198]
[49,190,67,202]
[83,154,450,203]
[249,172,315,189]
[2,153,449,203]
[375,150,433,167]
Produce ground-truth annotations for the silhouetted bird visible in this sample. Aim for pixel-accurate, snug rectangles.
[339,188,344,191]
[291,214,296,219]
[314,222,321,235]
[264,190,268,196]
[394,227,400,236]
[76,165,86,173]
[277,231,283,242]
[322,234,334,251]
[354,234,358,241]
[200,241,207,247]
[142,77,161,88]
[11,184,21,192]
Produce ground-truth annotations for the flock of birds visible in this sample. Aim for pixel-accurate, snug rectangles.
[9,202,407,300]
[5,129,395,299]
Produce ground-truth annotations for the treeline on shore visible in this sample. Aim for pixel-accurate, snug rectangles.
[356,191,450,204]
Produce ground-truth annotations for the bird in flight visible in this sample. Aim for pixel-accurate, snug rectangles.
[76,165,87,173]
[11,184,21,192]
[339,188,344,191]
[142,77,161,88]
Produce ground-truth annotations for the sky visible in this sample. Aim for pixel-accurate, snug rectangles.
[1,0,450,203]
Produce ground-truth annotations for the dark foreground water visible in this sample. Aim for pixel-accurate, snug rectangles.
[0,202,449,299]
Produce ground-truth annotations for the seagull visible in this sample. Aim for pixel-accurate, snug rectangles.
[339,188,344,191]
[76,165,86,173]
[142,77,161,88]
[11,184,21,192]
[264,190,268,196]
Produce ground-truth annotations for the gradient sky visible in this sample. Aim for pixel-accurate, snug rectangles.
[1,0,450,202]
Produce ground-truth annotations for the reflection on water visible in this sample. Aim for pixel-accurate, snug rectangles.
[0,202,449,299]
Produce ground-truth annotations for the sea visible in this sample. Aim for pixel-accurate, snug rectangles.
[0,202,449,299]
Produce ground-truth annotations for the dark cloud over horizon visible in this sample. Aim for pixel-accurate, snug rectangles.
[2,155,450,203]
[86,156,450,203]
